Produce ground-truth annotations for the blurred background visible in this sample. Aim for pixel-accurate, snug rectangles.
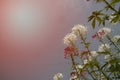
[0,0,108,80]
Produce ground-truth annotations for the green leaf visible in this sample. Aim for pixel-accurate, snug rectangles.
[80,42,84,44]
[97,51,109,54]
[88,15,94,22]
[110,0,120,5]
[96,17,102,26]
[92,18,96,29]
[85,42,91,48]
[110,16,120,23]
[95,0,103,3]
[102,20,105,26]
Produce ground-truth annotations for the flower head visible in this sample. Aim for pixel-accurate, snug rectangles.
[53,73,63,80]
[80,50,89,59]
[63,33,77,46]
[64,47,78,59]
[90,51,98,58]
[104,55,112,62]
[98,27,111,38]
[70,72,77,80]
[92,30,105,39]
[72,24,87,37]
[112,35,120,44]
[98,44,110,52]
[76,65,84,69]
[83,59,88,65]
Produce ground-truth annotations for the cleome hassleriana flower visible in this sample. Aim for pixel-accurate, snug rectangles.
[72,24,87,37]
[63,33,77,46]
[53,73,63,80]
[98,44,110,52]
[97,27,111,38]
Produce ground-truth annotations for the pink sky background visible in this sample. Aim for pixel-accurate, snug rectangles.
[0,0,93,80]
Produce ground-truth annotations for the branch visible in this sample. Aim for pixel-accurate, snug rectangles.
[103,0,119,14]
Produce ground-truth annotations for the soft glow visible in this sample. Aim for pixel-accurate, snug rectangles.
[9,4,37,35]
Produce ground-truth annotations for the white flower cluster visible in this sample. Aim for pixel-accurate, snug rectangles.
[109,14,115,22]
[76,64,84,71]
[112,35,120,43]
[63,24,87,46]
[63,33,77,46]
[69,75,77,80]
[83,59,89,65]
[83,51,98,65]
[69,72,77,80]
[76,65,84,69]
[98,27,111,38]
[98,44,110,52]
[72,24,87,36]
[90,51,98,58]
[53,73,63,80]
[104,55,113,62]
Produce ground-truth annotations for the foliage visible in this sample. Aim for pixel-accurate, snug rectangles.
[54,0,120,80]
[88,0,120,29]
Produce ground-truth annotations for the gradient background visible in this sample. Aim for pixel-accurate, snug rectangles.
[1,0,119,80]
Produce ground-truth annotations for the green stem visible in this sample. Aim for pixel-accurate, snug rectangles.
[101,62,108,70]
[79,33,98,80]
[103,0,119,14]
[106,35,120,53]
[70,54,80,80]
[79,33,91,55]
[87,69,96,80]
[96,64,112,80]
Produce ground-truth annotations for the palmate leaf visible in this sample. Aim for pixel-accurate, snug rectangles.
[88,11,104,28]
[88,11,104,22]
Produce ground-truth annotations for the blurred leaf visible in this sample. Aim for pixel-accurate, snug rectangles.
[85,42,91,48]
[95,0,103,3]
[110,0,120,5]
[88,11,104,28]
[80,42,84,44]
[97,51,110,54]
[110,16,120,23]
[92,18,96,29]
[88,15,94,22]
[102,20,105,26]
[96,17,102,26]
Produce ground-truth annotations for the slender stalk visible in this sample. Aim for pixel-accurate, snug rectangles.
[78,33,99,80]
[70,54,80,80]
[79,33,112,80]
[103,0,119,14]
[106,35,120,53]
[96,64,112,80]
[87,69,97,80]
[79,33,91,55]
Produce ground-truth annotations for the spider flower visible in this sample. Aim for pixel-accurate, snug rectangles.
[98,44,110,52]
[72,24,87,37]
[98,28,111,38]
[53,73,63,80]
[63,33,77,46]
[92,27,111,39]
[64,47,78,59]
